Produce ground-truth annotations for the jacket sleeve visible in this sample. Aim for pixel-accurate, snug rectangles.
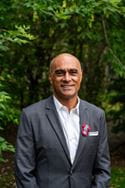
[15,110,38,188]
[92,111,111,188]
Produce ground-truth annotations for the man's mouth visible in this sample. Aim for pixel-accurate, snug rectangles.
[61,85,74,89]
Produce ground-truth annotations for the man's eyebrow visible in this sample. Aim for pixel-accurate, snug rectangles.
[54,69,65,72]
[69,69,78,71]
[55,68,65,71]
[54,68,78,71]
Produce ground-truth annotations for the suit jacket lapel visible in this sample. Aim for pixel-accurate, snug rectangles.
[45,97,71,164]
[73,100,89,168]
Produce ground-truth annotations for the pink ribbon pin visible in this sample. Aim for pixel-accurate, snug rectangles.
[81,123,91,136]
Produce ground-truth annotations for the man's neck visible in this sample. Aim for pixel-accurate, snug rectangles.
[54,95,78,111]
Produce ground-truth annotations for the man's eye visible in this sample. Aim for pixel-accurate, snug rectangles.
[55,70,65,76]
[69,70,78,75]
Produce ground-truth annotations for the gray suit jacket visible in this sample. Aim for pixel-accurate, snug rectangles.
[15,96,110,188]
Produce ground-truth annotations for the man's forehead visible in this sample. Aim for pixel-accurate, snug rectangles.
[53,59,81,69]
[50,54,82,72]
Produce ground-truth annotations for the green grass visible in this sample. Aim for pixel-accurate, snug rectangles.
[111,167,125,188]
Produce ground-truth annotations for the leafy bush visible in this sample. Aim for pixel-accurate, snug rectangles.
[0,91,19,126]
[0,137,15,162]
[0,90,19,162]
[111,167,125,187]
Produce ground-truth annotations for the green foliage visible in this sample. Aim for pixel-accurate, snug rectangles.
[0,25,35,57]
[0,88,19,162]
[111,167,125,187]
[5,25,35,45]
[0,137,15,162]
[100,77,125,133]
[0,90,19,126]
[0,0,125,135]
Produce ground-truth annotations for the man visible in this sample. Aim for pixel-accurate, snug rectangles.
[15,53,111,188]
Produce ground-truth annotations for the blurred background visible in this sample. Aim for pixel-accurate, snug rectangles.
[0,0,125,187]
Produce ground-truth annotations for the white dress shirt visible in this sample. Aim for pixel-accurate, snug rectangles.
[53,96,80,164]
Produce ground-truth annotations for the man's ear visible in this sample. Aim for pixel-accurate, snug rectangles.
[49,75,52,84]
[80,69,84,82]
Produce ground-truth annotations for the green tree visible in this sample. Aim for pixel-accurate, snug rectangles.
[0,89,18,161]
[0,0,125,135]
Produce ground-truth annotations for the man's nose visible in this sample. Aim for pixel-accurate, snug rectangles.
[63,72,71,81]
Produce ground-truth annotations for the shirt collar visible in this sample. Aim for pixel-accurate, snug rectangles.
[53,95,80,115]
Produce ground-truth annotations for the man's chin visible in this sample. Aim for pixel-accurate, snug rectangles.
[60,93,77,100]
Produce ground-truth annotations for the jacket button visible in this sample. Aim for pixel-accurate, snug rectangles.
[69,169,73,175]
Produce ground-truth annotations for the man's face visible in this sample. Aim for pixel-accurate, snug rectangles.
[49,55,83,101]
